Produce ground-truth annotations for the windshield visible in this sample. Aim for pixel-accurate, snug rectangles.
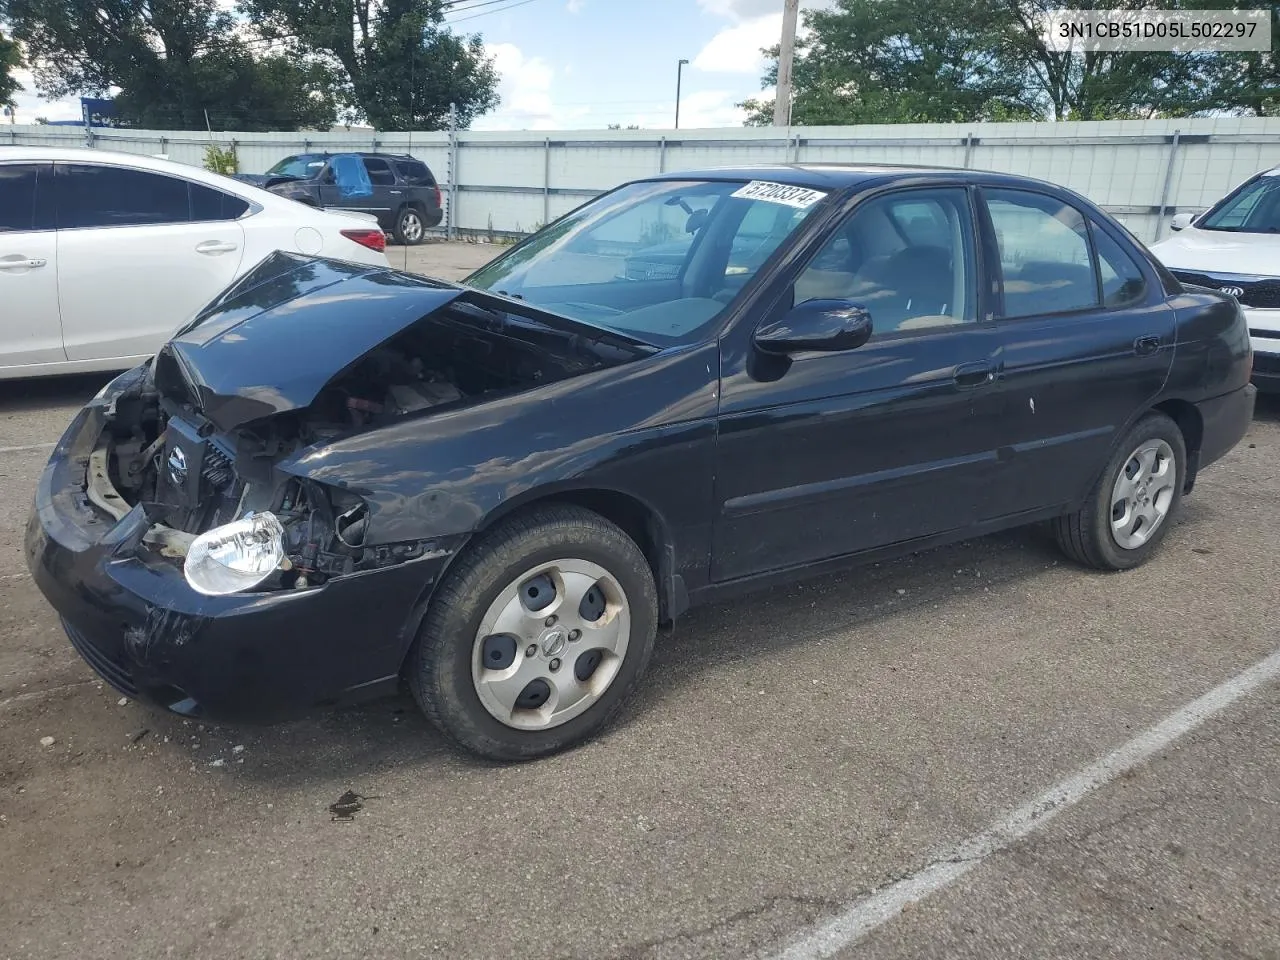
[465,179,829,346]
[1197,173,1280,233]
[265,155,327,179]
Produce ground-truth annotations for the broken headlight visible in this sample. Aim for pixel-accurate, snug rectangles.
[184,512,286,596]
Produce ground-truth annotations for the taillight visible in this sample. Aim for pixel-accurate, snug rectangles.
[341,228,387,253]
[434,184,443,209]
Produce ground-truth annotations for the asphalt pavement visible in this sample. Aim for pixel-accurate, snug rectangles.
[1,242,1277,960]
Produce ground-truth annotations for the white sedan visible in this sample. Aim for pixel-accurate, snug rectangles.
[0,147,390,379]
[1150,165,1280,392]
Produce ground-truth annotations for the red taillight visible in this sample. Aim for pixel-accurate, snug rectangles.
[434,184,443,209]
[341,228,387,253]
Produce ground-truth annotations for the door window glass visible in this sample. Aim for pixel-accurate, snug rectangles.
[794,187,976,332]
[1092,225,1147,307]
[56,164,192,229]
[0,164,48,232]
[362,157,397,186]
[986,189,1098,318]
[191,183,250,222]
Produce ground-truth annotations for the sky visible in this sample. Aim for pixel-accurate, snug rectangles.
[4,0,831,130]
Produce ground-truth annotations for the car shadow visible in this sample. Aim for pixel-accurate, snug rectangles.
[0,372,117,416]
[1253,390,1280,423]
[225,523,1079,787]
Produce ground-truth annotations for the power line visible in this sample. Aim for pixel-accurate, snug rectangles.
[447,0,546,23]
[441,0,533,12]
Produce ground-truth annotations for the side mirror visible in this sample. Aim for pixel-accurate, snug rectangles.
[755,299,874,356]
[1169,212,1197,232]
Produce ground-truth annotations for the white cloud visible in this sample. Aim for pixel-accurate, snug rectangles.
[693,13,782,74]
[5,68,83,125]
[566,0,585,11]
[696,0,781,20]
[472,42,590,130]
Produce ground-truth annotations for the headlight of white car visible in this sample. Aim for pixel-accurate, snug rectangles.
[184,513,286,596]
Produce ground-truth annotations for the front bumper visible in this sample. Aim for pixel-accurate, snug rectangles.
[24,404,454,722]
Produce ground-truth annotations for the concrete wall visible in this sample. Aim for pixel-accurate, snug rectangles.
[5,117,1280,242]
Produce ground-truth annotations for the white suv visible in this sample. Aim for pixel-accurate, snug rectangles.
[1150,166,1280,392]
[0,148,390,380]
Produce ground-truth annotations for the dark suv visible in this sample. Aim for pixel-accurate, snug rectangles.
[237,153,444,245]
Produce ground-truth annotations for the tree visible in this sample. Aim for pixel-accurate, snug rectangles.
[2,0,338,129]
[743,0,1279,125]
[238,0,499,129]
[0,29,21,109]
[741,0,1038,125]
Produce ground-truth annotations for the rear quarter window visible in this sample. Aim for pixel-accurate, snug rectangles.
[396,160,435,185]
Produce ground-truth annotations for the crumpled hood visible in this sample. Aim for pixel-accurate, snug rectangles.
[1150,227,1280,277]
[154,253,467,432]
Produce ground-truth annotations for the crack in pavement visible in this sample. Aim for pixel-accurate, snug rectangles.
[600,894,844,960]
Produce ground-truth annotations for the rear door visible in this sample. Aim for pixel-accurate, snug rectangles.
[0,162,63,369]
[978,187,1176,520]
[54,163,246,362]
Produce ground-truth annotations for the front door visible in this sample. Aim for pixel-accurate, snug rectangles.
[0,162,64,370]
[712,185,1005,582]
[977,188,1176,520]
[53,163,246,362]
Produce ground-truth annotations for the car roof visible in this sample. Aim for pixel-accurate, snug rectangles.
[644,162,1082,195]
[0,145,294,205]
[284,151,419,161]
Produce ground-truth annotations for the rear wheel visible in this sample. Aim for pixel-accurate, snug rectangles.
[394,205,426,245]
[1053,413,1186,570]
[409,505,657,760]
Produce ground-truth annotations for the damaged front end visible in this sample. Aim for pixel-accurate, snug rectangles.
[97,254,648,596]
[27,254,651,718]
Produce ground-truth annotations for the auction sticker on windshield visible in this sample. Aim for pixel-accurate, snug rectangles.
[731,181,828,209]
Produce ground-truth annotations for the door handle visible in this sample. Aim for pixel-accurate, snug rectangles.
[1133,335,1161,357]
[954,361,996,389]
[0,258,48,270]
[195,240,239,255]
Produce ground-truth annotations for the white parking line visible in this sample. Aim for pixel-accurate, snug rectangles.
[0,442,55,454]
[769,645,1280,960]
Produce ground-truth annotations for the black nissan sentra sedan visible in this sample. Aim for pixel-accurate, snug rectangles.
[27,165,1255,760]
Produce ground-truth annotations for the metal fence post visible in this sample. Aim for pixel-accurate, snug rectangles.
[1155,129,1182,241]
[447,103,458,240]
[542,138,551,228]
[963,133,974,168]
[658,136,667,173]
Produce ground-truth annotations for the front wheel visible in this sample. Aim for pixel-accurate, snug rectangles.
[394,205,427,245]
[409,505,658,760]
[1053,412,1186,570]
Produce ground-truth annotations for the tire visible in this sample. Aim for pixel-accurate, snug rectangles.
[394,205,427,246]
[409,504,658,761]
[1052,412,1186,571]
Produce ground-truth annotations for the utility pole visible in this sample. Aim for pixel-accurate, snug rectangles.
[773,0,800,127]
[675,59,689,129]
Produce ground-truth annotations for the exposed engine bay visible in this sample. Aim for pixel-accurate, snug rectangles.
[91,295,645,592]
